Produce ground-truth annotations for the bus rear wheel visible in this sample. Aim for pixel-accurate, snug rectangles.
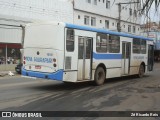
[94,67,106,85]
[138,64,144,78]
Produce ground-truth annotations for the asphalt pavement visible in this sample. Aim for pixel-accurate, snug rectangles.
[0,63,160,120]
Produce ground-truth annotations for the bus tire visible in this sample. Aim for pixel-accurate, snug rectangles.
[138,64,145,78]
[94,67,106,85]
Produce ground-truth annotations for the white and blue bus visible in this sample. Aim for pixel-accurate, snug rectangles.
[22,21,154,85]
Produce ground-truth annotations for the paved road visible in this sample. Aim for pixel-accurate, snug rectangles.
[0,64,160,120]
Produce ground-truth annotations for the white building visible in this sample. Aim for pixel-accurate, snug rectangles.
[0,0,73,44]
[0,0,73,70]
[73,0,141,35]
[0,0,142,70]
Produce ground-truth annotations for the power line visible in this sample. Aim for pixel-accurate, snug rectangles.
[117,1,140,32]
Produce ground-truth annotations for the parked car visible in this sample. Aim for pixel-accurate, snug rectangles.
[15,63,22,74]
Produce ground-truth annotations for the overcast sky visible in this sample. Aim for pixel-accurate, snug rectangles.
[141,1,160,23]
[141,5,159,24]
[149,4,160,22]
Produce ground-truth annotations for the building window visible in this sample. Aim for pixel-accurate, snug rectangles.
[112,22,114,26]
[94,0,97,5]
[86,0,91,3]
[100,20,102,23]
[91,17,96,26]
[133,26,136,33]
[106,0,110,9]
[128,25,131,32]
[78,15,80,19]
[105,20,109,29]
[124,25,125,28]
[103,0,105,3]
[84,16,90,25]
[96,33,108,53]
[134,10,137,17]
[129,8,132,16]
[66,29,74,52]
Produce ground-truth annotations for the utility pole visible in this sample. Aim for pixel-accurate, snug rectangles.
[117,3,121,32]
[117,1,140,32]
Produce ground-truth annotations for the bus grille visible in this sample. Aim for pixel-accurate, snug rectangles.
[65,56,71,69]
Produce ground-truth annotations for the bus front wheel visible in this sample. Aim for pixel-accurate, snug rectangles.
[94,67,106,85]
[138,64,145,78]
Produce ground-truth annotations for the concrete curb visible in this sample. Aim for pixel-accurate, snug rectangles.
[0,73,8,77]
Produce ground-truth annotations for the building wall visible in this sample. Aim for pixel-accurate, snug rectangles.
[0,0,142,42]
[0,0,73,23]
[74,10,141,35]
[0,0,142,35]
[0,0,74,71]
[0,0,74,45]
[74,0,141,35]
[0,14,29,45]
[74,10,116,30]
[141,31,160,50]
[149,32,160,50]
[74,0,141,23]
[0,25,22,44]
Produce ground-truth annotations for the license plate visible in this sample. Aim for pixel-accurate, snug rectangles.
[35,66,41,69]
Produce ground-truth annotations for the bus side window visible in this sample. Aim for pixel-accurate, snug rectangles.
[108,35,120,53]
[133,38,140,54]
[66,29,74,52]
[96,33,107,53]
[141,40,146,54]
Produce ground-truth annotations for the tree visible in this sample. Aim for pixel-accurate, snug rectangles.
[141,0,160,13]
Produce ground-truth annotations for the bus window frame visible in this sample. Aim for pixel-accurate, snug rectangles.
[66,29,75,52]
[108,35,120,53]
[133,38,147,54]
[96,33,108,53]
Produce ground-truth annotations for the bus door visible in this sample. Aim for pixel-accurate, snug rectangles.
[148,45,154,71]
[78,36,93,80]
[122,42,131,75]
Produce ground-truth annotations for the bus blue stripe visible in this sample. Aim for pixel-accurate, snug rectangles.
[65,23,153,41]
[93,52,122,59]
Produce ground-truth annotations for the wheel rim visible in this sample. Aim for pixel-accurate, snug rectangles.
[94,67,105,85]
[98,72,103,80]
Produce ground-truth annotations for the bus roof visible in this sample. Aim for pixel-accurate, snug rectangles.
[65,23,153,41]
